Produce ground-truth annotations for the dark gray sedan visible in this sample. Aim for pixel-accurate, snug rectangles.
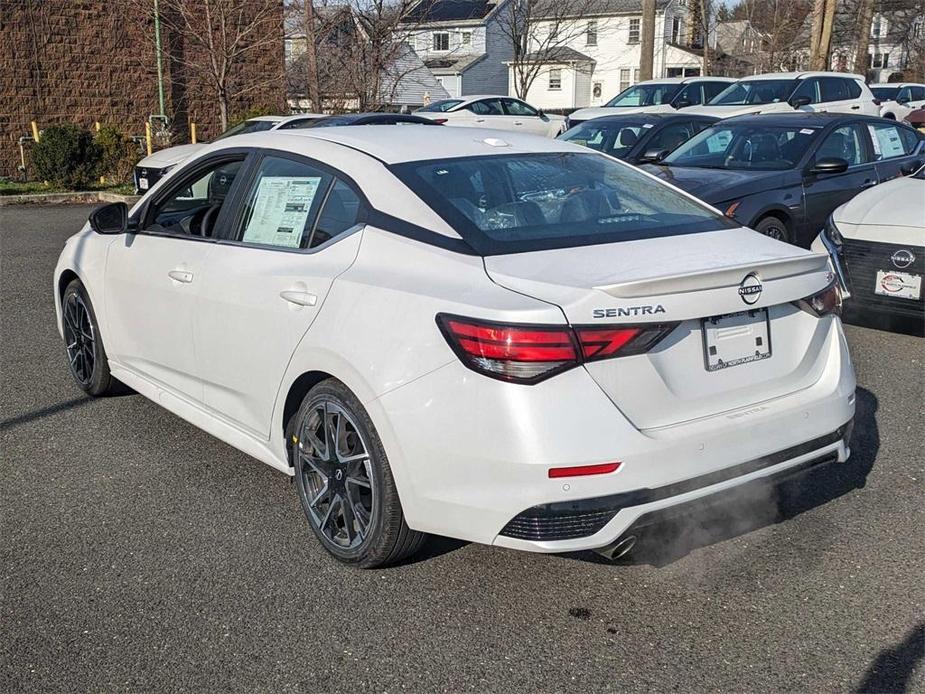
[642,113,925,247]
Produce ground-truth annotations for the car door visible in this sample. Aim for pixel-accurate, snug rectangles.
[819,77,862,114]
[866,120,924,181]
[501,98,549,136]
[104,152,249,402]
[801,122,878,240]
[193,152,365,438]
[455,98,511,130]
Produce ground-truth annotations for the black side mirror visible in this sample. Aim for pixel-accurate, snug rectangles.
[896,95,909,105]
[810,157,849,175]
[900,159,922,175]
[789,95,812,109]
[89,202,128,234]
[641,148,671,164]
[673,98,692,109]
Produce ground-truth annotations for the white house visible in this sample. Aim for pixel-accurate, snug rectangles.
[400,0,514,98]
[511,0,705,110]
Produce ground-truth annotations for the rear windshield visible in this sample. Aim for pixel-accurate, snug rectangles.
[710,79,796,105]
[870,86,899,100]
[391,152,734,255]
[605,83,681,107]
[216,119,279,139]
[417,99,464,112]
[559,120,650,159]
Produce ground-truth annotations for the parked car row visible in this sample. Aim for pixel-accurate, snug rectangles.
[58,113,921,569]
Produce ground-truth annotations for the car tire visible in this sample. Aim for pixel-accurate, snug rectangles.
[883,112,896,120]
[61,279,118,396]
[753,216,792,244]
[288,379,426,568]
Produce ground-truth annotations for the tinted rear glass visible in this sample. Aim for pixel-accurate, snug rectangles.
[392,152,734,255]
[871,86,900,100]
[605,83,681,107]
[710,79,796,105]
[417,99,464,112]
[216,119,279,139]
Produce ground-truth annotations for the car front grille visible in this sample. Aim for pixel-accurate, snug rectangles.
[134,166,165,193]
[841,238,924,315]
[499,425,849,542]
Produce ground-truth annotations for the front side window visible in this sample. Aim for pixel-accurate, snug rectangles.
[234,156,360,250]
[467,99,504,115]
[504,99,538,116]
[433,32,449,51]
[560,121,647,158]
[628,18,640,43]
[674,83,704,105]
[548,69,562,91]
[646,122,696,153]
[606,82,681,107]
[392,152,733,255]
[587,20,598,46]
[710,79,797,105]
[664,124,820,170]
[815,125,869,166]
[867,122,917,160]
[790,78,820,104]
[703,81,730,101]
[147,157,246,237]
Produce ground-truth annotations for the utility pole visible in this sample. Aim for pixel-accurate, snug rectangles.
[153,0,166,119]
[639,0,656,80]
[302,0,322,112]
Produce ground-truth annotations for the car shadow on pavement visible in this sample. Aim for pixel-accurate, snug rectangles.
[855,622,925,693]
[567,387,880,568]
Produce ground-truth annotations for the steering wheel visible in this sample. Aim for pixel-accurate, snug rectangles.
[189,204,220,237]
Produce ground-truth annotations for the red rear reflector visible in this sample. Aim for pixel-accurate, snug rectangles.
[549,462,621,478]
[432,118,448,124]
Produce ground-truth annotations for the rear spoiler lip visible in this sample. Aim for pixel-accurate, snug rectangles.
[595,253,830,298]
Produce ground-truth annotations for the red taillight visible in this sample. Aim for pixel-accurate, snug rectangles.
[431,118,448,124]
[548,462,621,478]
[437,314,677,384]
[796,281,842,317]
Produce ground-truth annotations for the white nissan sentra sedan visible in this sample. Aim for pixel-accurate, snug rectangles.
[54,127,856,567]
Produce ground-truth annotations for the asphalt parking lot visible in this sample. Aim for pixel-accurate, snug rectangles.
[1,204,923,693]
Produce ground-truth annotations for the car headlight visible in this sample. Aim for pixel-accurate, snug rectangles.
[824,215,844,250]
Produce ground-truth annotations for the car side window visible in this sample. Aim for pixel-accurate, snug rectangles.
[820,77,850,102]
[866,122,915,160]
[277,118,315,130]
[235,156,333,249]
[146,157,246,238]
[703,82,729,102]
[675,84,703,106]
[911,86,925,101]
[647,123,694,152]
[791,78,820,104]
[843,79,862,99]
[816,125,869,165]
[310,179,362,248]
[468,99,504,115]
[503,99,538,116]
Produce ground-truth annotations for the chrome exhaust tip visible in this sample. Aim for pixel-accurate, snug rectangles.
[593,535,637,561]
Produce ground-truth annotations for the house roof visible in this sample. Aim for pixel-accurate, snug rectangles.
[522,46,595,64]
[532,0,670,19]
[404,0,500,24]
[424,53,486,73]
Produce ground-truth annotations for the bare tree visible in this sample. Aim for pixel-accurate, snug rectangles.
[808,0,838,70]
[496,0,602,100]
[728,0,813,72]
[852,0,876,73]
[134,0,284,130]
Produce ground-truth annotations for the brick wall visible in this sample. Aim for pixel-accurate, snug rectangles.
[0,0,285,178]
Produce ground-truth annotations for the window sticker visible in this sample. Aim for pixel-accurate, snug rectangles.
[242,176,322,248]
[800,128,815,135]
[868,125,904,159]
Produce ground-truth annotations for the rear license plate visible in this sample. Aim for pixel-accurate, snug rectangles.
[138,177,149,190]
[874,270,921,300]
[702,309,771,372]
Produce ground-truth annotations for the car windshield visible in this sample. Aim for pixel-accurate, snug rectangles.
[215,119,280,139]
[391,152,734,255]
[417,99,464,112]
[870,86,900,100]
[605,83,681,107]
[709,79,797,105]
[559,120,650,159]
[663,124,820,171]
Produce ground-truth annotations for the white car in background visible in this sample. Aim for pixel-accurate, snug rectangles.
[814,165,924,333]
[415,95,565,136]
[56,127,855,568]
[871,83,925,121]
[566,77,735,128]
[684,72,880,119]
[133,114,326,193]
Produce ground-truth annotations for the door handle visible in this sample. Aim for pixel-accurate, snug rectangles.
[850,105,860,110]
[861,180,877,189]
[279,290,317,307]
[168,270,194,283]
[513,120,524,125]
[474,118,485,123]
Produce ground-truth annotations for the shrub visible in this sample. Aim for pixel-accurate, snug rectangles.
[30,124,102,189]
[96,125,139,184]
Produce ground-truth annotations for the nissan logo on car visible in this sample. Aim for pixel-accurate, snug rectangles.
[891,249,915,269]
[738,273,762,305]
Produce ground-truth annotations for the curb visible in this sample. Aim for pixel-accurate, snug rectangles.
[0,191,142,207]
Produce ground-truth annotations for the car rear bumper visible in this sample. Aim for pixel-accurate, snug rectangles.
[371,316,856,551]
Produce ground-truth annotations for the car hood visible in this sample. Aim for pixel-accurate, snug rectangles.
[136,144,205,169]
[641,165,791,205]
[832,176,925,245]
[569,105,671,121]
[681,104,778,118]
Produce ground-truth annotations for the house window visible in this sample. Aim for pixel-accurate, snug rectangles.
[871,16,887,38]
[628,18,640,44]
[433,32,449,51]
[620,68,631,92]
[593,82,602,98]
[549,68,562,91]
[872,52,890,68]
[633,68,640,83]
[461,31,471,46]
[671,16,682,44]
[586,20,598,46]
